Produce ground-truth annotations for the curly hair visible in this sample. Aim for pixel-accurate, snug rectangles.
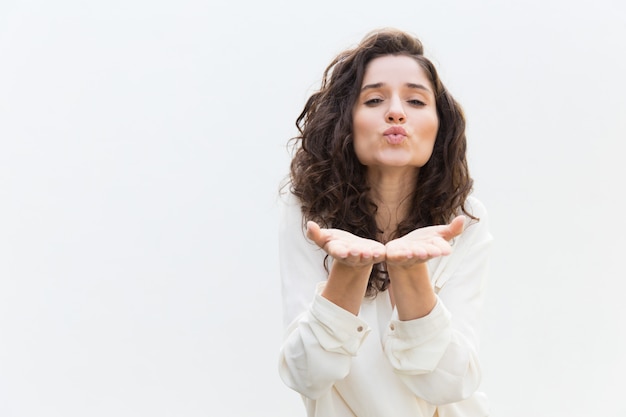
[287,28,476,296]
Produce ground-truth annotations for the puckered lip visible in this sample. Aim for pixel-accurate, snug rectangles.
[383,126,407,136]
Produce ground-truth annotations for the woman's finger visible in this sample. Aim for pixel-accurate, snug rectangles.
[441,216,465,240]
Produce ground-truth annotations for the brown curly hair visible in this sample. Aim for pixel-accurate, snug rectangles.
[287,28,476,296]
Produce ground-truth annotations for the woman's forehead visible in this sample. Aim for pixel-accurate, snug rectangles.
[361,56,433,91]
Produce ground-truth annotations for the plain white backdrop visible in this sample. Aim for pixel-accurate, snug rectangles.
[1,0,625,416]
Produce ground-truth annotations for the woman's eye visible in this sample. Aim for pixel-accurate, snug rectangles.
[408,99,426,106]
[365,98,383,105]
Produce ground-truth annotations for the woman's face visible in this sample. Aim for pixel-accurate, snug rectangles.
[352,55,439,171]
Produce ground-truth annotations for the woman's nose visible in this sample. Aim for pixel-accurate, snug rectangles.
[386,98,406,123]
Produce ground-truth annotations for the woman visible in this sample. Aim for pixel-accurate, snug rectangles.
[278,28,493,417]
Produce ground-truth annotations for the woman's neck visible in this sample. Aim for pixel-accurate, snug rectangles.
[367,167,419,241]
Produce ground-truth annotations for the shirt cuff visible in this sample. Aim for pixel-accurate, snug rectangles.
[306,290,371,356]
[383,297,453,374]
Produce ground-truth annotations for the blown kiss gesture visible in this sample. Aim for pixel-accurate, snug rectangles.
[306,216,466,319]
[306,215,466,267]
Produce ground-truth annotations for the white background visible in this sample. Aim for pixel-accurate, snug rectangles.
[1,0,625,416]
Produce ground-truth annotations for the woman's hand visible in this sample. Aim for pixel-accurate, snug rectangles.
[307,221,385,314]
[384,216,466,319]
[385,215,466,268]
[306,221,386,267]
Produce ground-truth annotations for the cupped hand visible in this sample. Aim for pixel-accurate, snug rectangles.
[306,221,386,267]
[385,215,466,268]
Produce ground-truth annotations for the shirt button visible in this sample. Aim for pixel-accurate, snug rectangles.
[389,324,395,331]
[357,326,363,332]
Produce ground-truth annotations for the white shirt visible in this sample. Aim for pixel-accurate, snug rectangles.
[278,192,493,417]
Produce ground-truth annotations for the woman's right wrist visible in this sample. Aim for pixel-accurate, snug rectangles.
[321,262,372,314]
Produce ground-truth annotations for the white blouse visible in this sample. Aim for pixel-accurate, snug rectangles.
[278,192,493,417]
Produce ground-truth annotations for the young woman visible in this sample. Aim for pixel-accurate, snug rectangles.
[278,28,493,417]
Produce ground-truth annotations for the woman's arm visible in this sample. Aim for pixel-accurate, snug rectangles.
[277,193,384,399]
[305,220,385,314]
[386,215,466,320]
[383,198,493,405]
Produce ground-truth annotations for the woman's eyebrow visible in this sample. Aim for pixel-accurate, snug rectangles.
[361,82,384,91]
[406,83,432,93]
[360,82,432,93]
